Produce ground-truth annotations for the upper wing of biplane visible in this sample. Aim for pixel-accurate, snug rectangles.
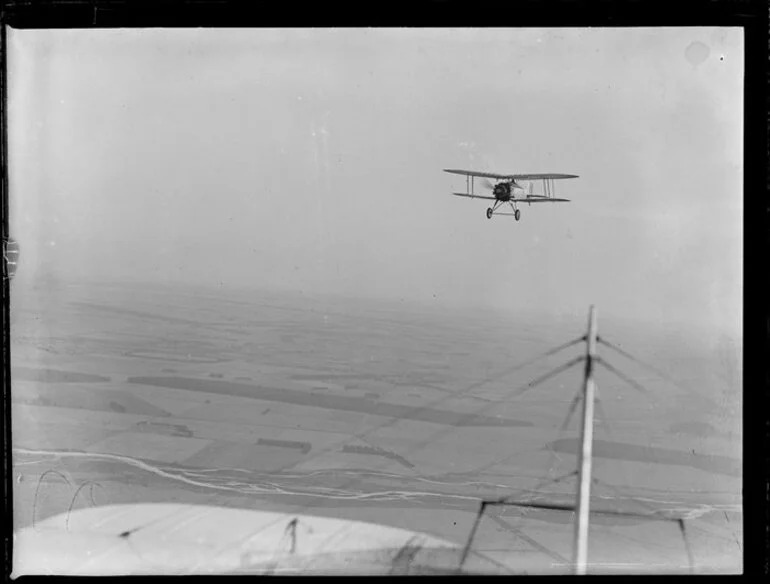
[444,169,515,180]
[444,169,578,181]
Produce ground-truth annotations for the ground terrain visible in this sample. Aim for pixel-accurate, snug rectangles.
[11,281,742,574]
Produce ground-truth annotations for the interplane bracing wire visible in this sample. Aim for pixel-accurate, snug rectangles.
[498,384,634,519]
[491,384,582,484]
[461,500,575,570]
[590,477,659,517]
[596,336,663,373]
[594,356,650,396]
[596,336,691,393]
[466,344,584,482]
[461,322,698,574]
[393,354,588,462]
[475,491,695,570]
[590,475,702,571]
[460,497,693,573]
[486,514,570,566]
[270,336,587,477]
[509,355,586,400]
[494,470,581,516]
[443,328,658,567]
[167,316,681,569]
[468,357,586,479]
[467,394,581,474]
[459,469,581,569]
[501,470,579,507]
[516,334,586,367]
[198,335,594,563]
[526,389,583,482]
[588,350,686,519]
[247,320,687,573]
[591,385,635,493]
[425,323,692,573]
[560,387,584,432]
[237,335,589,569]
[591,460,695,572]
[591,476,694,575]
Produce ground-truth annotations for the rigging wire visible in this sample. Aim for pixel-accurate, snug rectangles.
[271,337,585,477]
[594,356,650,396]
[32,323,702,573]
[256,328,678,571]
[592,384,636,497]
[596,336,693,396]
[395,355,586,464]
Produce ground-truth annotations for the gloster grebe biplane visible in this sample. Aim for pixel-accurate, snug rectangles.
[444,168,578,221]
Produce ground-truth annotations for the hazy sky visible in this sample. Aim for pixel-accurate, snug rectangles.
[8,28,743,335]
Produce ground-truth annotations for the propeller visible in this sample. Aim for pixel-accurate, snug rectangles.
[481,178,495,191]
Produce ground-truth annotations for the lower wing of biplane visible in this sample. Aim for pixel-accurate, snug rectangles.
[13,503,509,575]
[444,168,577,221]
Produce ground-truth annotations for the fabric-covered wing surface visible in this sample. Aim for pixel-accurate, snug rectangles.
[13,503,510,576]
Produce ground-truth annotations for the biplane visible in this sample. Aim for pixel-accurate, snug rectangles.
[444,169,578,220]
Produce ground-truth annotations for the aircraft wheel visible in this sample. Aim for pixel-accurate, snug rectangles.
[486,208,493,219]
[514,209,521,221]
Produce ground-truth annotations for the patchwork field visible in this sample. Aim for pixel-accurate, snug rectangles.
[11,282,742,574]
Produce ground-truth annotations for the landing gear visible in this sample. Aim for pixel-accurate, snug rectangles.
[508,201,521,222]
[487,200,504,219]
